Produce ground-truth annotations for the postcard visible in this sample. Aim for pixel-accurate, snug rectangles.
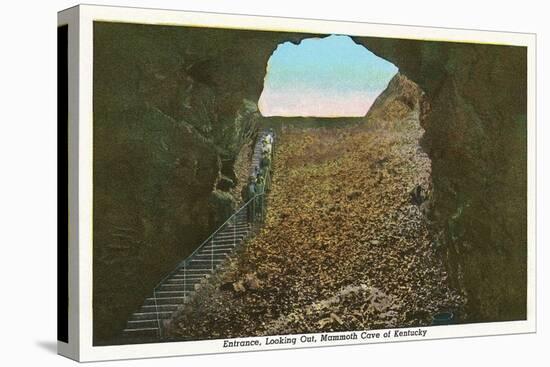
[57,4,536,361]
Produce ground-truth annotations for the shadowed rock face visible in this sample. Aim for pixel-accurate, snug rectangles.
[359,38,527,322]
[92,22,527,344]
[92,23,268,344]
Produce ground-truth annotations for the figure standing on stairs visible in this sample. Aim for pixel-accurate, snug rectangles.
[242,176,257,222]
[265,129,274,144]
[262,148,272,165]
[262,143,272,157]
[256,176,266,222]
[262,132,273,156]
[260,151,271,175]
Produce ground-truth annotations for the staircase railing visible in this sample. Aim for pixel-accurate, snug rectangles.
[149,131,274,338]
[151,192,268,337]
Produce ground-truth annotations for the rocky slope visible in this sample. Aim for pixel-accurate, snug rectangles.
[167,75,464,340]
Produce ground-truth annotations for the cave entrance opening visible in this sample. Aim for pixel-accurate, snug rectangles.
[258,34,398,118]
[255,34,432,207]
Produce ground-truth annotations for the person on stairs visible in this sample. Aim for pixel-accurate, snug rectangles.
[242,176,257,222]
[260,150,271,174]
[262,135,272,155]
[265,129,274,145]
[258,153,271,192]
[255,176,266,222]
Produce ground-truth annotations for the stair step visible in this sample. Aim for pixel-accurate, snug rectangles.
[193,253,228,260]
[173,276,207,284]
[181,262,216,274]
[141,304,180,312]
[219,227,249,234]
[197,246,233,253]
[228,224,248,229]
[213,232,248,240]
[164,281,202,289]
[206,240,240,247]
[198,246,235,255]
[189,259,224,266]
[214,229,248,237]
[195,247,232,254]
[227,217,248,223]
[199,243,237,250]
[123,328,160,339]
[225,222,250,228]
[194,249,231,256]
[190,253,227,259]
[159,283,197,291]
[221,225,249,231]
[209,244,241,251]
[145,297,186,305]
[154,290,189,297]
[127,319,159,328]
[185,263,221,270]
[171,273,209,280]
[130,311,173,321]
[209,240,245,247]
[179,268,214,274]
[185,265,219,272]
[164,277,204,284]
[230,226,248,230]
[177,268,213,274]
[184,265,219,273]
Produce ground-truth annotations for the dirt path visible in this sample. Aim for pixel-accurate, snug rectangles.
[169,95,464,341]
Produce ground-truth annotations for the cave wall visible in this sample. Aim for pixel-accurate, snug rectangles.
[92,22,527,344]
[357,38,527,321]
[92,23,267,344]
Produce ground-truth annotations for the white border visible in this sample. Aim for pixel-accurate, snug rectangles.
[64,4,536,362]
[57,6,81,362]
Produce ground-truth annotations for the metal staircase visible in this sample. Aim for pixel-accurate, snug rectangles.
[121,130,272,341]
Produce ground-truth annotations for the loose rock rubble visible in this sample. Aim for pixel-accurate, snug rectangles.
[168,89,465,341]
